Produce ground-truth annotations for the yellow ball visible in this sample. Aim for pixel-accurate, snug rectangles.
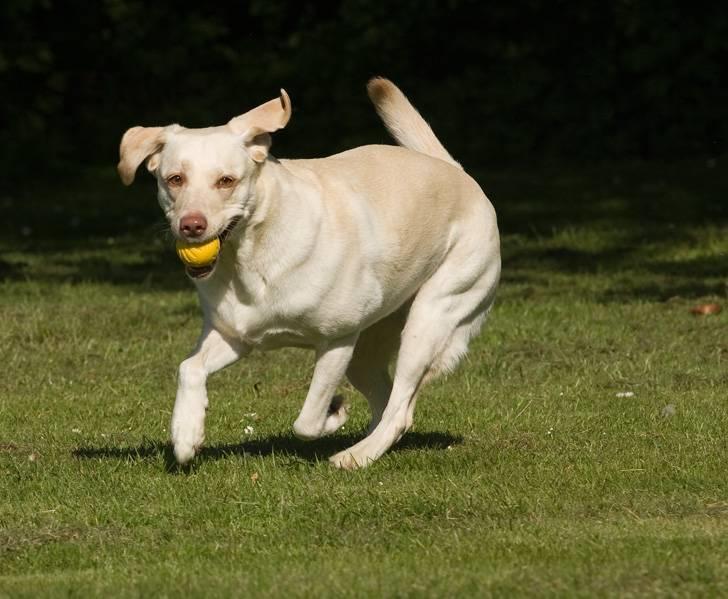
[175,238,221,267]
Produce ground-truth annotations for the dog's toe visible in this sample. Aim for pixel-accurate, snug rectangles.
[329,449,371,470]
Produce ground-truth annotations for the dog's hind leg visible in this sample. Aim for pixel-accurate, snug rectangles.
[346,308,406,433]
[292,333,359,440]
[330,259,498,470]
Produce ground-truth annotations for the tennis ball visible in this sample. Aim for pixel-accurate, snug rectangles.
[175,238,221,267]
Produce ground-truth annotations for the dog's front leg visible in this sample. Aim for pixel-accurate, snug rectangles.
[292,333,359,440]
[172,327,247,464]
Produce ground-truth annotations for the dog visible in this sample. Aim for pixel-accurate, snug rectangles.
[117,78,500,469]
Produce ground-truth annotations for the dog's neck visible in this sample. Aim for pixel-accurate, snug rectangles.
[243,157,323,257]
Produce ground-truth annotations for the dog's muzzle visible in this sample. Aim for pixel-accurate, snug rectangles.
[186,216,241,280]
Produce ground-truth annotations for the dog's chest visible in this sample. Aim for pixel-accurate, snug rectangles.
[199,282,319,350]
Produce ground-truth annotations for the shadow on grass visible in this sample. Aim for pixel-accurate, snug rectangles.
[72,430,463,471]
[502,240,728,301]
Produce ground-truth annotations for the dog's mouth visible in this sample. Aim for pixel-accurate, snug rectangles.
[185,216,241,280]
[186,263,216,279]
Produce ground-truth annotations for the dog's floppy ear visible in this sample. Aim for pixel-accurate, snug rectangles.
[117,126,165,185]
[227,90,291,163]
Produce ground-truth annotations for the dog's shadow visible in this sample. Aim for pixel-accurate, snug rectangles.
[72,430,463,472]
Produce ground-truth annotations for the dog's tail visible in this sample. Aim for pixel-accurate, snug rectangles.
[367,77,461,169]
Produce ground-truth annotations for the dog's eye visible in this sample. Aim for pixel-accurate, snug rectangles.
[217,176,236,188]
[166,174,184,187]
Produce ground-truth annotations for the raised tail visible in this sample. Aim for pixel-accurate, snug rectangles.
[367,77,461,169]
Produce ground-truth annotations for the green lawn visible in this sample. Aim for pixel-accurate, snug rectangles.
[1,159,727,597]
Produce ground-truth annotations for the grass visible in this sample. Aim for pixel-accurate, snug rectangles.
[1,157,727,597]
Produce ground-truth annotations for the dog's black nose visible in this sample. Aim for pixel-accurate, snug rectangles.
[179,212,208,238]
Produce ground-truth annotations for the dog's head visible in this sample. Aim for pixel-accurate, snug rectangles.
[117,91,291,278]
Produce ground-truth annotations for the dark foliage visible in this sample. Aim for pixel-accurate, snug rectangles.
[1,0,726,180]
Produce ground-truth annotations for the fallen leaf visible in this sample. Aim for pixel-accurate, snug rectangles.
[690,303,721,316]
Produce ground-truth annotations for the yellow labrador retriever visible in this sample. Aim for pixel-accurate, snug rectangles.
[117,78,500,469]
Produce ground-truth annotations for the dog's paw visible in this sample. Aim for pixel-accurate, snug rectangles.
[173,441,199,465]
[329,447,374,470]
[329,451,360,470]
[171,416,205,465]
[292,417,321,440]
[293,395,350,440]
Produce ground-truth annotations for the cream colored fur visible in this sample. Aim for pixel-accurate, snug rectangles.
[117,78,501,469]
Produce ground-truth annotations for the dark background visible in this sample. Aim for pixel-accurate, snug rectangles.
[2,0,727,181]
